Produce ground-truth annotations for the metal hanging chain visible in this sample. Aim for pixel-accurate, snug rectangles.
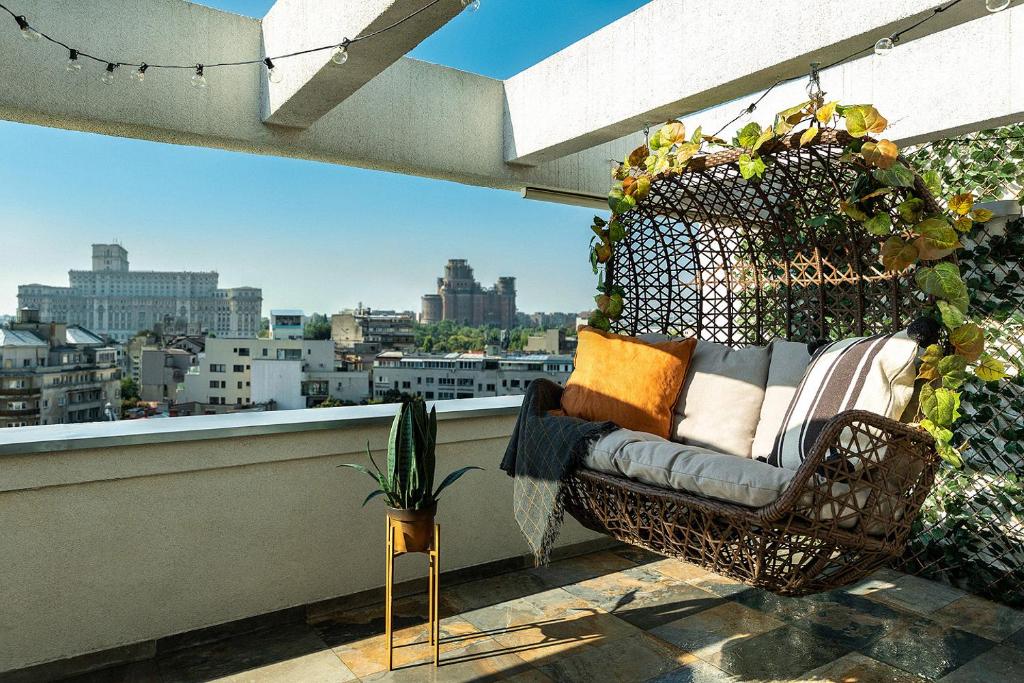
[711,0,966,137]
[0,0,445,71]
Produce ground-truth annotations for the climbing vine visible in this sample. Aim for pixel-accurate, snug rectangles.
[588,101,1009,467]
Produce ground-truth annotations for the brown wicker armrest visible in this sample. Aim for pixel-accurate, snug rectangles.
[758,410,940,540]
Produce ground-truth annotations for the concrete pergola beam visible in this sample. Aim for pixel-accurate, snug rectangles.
[503,0,1024,166]
[262,0,465,128]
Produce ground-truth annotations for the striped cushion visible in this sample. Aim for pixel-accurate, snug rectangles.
[764,333,918,470]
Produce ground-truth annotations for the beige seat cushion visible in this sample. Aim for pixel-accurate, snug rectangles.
[584,428,797,508]
[750,340,811,460]
[671,340,771,457]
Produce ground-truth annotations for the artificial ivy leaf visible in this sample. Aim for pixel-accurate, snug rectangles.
[914,235,960,261]
[861,139,899,169]
[752,128,775,152]
[864,212,893,236]
[948,192,974,216]
[918,344,943,381]
[634,175,651,200]
[648,149,672,175]
[919,383,936,418]
[920,418,963,468]
[738,153,766,180]
[613,163,629,180]
[648,128,665,152]
[606,293,624,318]
[658,121,687,149]
[594,241,613,263]
[589,246,599,273]
[921,386,961,427]
[845,105,888,138]
[880,236,918,272]
[953,215,974,233]
[690,126,702,144]
[936,300,965,330]
[615,193,637,214]
[589,222,607,238]
[594,293,610,312]
[593,216,607,228]
[970,208,993,223]
[799,126,819,147]
[778,100,811,125]
[975,353,1009,382]
[608,220,626,242]
[622,176,637,197]
[915,262,968,311]
[921,170,942,197]
[588,310,610,331]
[815,100,838,124]
[607,186,624,211]
[627,144,649,168]
[736,122,763,149]
[774,115,795,137]
[915,216,959,249]
[674,142,700,168]
[859,187,893,202]
[872,163,916,189]
[701,133,729,146]
[840,200,869,222]
[950,323,985,362]
[938,353,970,389]
[896,197,925,223]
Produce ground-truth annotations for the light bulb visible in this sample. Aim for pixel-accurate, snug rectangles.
[461,0,480,10]
[332,44,349,65]
[132,65,148,83]
[15,16,41,41]
[100,64,117,85]
[264,57,282,83]
[191,65,207,89]
[986,0,1010,11]
[66,50,81,73]
[873,36,895,56]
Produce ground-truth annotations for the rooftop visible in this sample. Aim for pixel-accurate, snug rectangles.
[47,546,1024,682]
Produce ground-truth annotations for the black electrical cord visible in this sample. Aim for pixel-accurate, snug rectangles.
[711,0,967,137]
[0,0,445,71]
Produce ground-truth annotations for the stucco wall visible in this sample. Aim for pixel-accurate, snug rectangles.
[0,404,599,672]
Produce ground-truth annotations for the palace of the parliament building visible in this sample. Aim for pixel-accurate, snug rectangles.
[17,244,262,341]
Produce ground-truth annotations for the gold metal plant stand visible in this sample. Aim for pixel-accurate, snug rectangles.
[384,518,440,671]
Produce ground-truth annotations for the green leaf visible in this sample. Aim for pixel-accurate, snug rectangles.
[872,163,916,189]
[921,386,961,427]
[840,201,869,222]
[799,125,819,147]
[736,122,763,149]
[432,466,483,500]
[915,216,958,249]
[921,169,942,196]
[737,153,766,180]
[896,197,925,223]
[361,489,386,507]
[608,220,626,242]
[916,262,968,312]
[918,344,944,381]
[975,353,1009,382]
[880,236,918,271]
[844,105,888,137]
[920,418,963,468]
[648,128,665,151]
[588,310,610,331]
[950,323,985,362]
[337,462,384,486]
[608,186,624,211]
[936,300,965,330]
[863,212,893,236]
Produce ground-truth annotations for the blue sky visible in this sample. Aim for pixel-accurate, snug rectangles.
[0,0,649,318]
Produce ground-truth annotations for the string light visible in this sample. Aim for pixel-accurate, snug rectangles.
[873,35,897,55]
[100,62,117,85]
[986,0,1011,11]
[0,0,462,91]
[332,41,350,65]
[263,57,282,83]
[65,48,81,72]
[14,13,38,41]
[191,64,207,89]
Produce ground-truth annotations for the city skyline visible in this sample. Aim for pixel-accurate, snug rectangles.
[0,0,648,318]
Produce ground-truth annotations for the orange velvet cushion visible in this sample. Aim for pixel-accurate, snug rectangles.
[561,328,697,438]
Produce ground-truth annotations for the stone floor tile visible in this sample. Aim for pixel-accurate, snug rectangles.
[800,651,925,682]
[529,550,638,589]
[932,594,1024,642]
[358,638,547,682]
[61,660,165,683]
[854,572,966,616]
[862,615,996,680]
[1007,626,1024,650]
[610,545,664,566]
[560,563,720,615]
[441,570,550,613]
[330,618,485,678]
[645,559,717,584]
[700,624,851,680]
[936,644,1024,682]
[311,594,441,649]
[644,658,738,683]
[457,587,596,634]
[600,580,725,631]
[155,623,354,683]
[535,632,692,682]
[648,602,784,660]
[682,573,749,598]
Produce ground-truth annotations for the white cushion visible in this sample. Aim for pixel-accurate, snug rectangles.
[765,332,919,470]
[671,340,771,457]
[750,340,812,460]
[584,428,797,508]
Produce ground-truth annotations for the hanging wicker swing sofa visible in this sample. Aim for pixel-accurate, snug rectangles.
[561,129,942,596]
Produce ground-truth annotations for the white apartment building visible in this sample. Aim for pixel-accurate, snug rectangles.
[180,312,369,410]
[372,351,573,401]
[18,244,262,341]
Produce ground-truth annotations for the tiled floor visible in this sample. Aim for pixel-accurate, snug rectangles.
[66,547,1024,682]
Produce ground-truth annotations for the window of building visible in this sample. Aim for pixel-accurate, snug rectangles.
[237,381,243,389]
[438,391,454,400]
[425,391,434,399]
[510,379,520,388]
[210,364,226,373]
[233,364,244,372]
[426,377,434,384]
[457,392,473,399]
[209,380,219,388]
[238,348,250,357]
[262,348,268,357]
[486,384,496,391]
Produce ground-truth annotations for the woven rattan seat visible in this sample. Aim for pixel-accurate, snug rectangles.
[563,129,941,595]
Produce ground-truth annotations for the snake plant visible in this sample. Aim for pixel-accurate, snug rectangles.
[339,396,482,510]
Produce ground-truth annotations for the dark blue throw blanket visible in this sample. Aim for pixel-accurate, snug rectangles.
[500,379,617,564]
